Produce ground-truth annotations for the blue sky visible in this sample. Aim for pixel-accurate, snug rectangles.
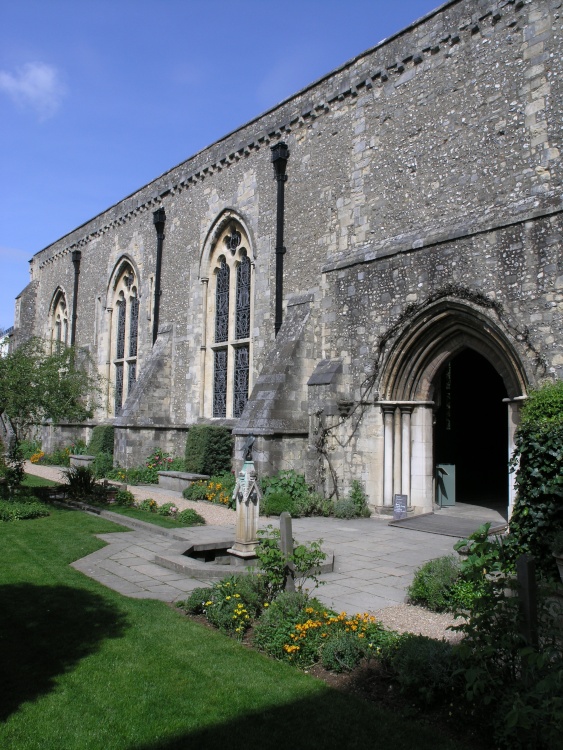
[0,0,441,331]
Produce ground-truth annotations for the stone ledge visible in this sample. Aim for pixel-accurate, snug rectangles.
[157,471,210,493]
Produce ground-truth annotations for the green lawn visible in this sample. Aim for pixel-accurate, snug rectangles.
[0,508,470,750]
[89,504,203,529]
[21,474,59,488]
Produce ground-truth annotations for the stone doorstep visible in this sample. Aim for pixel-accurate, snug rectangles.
[154,540,335,582]
[157,471,210,493]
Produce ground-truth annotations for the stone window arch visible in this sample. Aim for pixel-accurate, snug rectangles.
[203,221,254,419]
[109,261,139,415]
[50,289,68,351]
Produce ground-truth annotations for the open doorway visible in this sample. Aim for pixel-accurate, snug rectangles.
[434,349,508,518]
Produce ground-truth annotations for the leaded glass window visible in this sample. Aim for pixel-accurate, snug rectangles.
[51,291,68,353]
[236,254,251,340]
[233,345,249,418]
[111,262,140,416]
[129,297,139,357]
[116,300,126,359]
[115,363,124,415]
[128,362,136,393]
[213,349,228,418]
[207,222,253,419]
[215,257,229,343]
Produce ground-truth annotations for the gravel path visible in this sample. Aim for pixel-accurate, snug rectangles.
[372,604,463,642]
[24,461,236,526]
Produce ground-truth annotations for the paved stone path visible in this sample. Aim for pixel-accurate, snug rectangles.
[27,462,506,615]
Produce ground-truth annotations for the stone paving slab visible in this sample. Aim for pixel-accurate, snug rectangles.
[62,499,500,613]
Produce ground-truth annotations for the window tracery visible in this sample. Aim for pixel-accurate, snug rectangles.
[50,291,68,352]
[205,222,253,419]
[110,263,139,416]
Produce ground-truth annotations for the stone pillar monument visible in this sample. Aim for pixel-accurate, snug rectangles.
[228,436,262,564]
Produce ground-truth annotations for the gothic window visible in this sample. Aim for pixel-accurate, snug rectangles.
[110,263,139,416]
[50,291,68,352]
[206,223,253,419]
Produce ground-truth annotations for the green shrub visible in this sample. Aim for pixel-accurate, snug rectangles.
[182,473,235,507]
[114,489,135,507]
[333,498,357,519]
[137,498,158,512]
[347,480,371,517]
[0,495,50,521]
[321,632,365,673]
[407,555,461,612]
[253,591,319,661]
[92,451,114,478]
[261,491,296,517]
[177,587,213,614]
[87,425,114,456]
[294,491,333,517]
[156,501,179,516]
[386,633,460,706]
[453,572,563,749]
[255,525,326,599]
[261,470,309,504]
[176,508,205,526]
[19,439,42,460]
[41,445,73,467]
[194,575,262,638]
[62,465,99,498]
[184,425,233,475]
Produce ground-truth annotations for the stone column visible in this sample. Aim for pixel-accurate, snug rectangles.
[400,406,413,506]
[393,407,402,498]
[382,406,395,506]
[228,460,262,563]
[505,397,525,519]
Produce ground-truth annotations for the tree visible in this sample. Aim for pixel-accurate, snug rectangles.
[0,339,100,490]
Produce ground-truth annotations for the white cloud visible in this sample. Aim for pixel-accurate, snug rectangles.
[0,62,66,120]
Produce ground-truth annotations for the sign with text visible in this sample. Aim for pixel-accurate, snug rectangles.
[393,494,408,520]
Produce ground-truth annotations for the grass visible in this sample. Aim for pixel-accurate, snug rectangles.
[20,475,58,488]
[0,508,472,750]
[93,504,203,529]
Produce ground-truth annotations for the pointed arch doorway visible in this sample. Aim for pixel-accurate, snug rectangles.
[433,349,509,518]
[378,299,530,519]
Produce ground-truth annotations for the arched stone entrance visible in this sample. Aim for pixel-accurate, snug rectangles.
[377,299,530,517]
[433,349,508,518]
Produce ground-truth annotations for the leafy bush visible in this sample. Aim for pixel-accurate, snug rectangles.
[333,498,357,519]
[182,473,235,507]
[184,425,233,476]
[407,555,461,612]
[178,586,213,614]
[176,508,205,525]
[62,465,99,498]
[386,633,460,706]
[87,425,114,456]
[41,445,74,467]
[261,470,309,504]
[156,501,179,516]
[347,480,371,517]
[321,632,365,673]
[294,491,333,517]
[255,525,326,599]
[0,495,50,521]
[114,489,135,507]
[137,498,157,512]
[261,491,296,517]
[19,439,42,460]
[253,591,323,662]
[92,451,114,478]
[452,573,563,749]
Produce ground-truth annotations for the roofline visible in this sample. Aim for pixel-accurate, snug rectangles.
[32,0,458,259]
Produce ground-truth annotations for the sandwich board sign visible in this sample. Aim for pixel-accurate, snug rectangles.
[393,494,408,520]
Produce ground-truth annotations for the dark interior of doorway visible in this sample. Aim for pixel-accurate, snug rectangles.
[434,349,508,518]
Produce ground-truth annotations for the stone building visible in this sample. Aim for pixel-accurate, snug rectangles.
[14,0,563,518]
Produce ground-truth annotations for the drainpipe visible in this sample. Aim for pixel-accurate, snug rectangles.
[152,207,166,345]
[70,250,81,346]
[271,142,290,337]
